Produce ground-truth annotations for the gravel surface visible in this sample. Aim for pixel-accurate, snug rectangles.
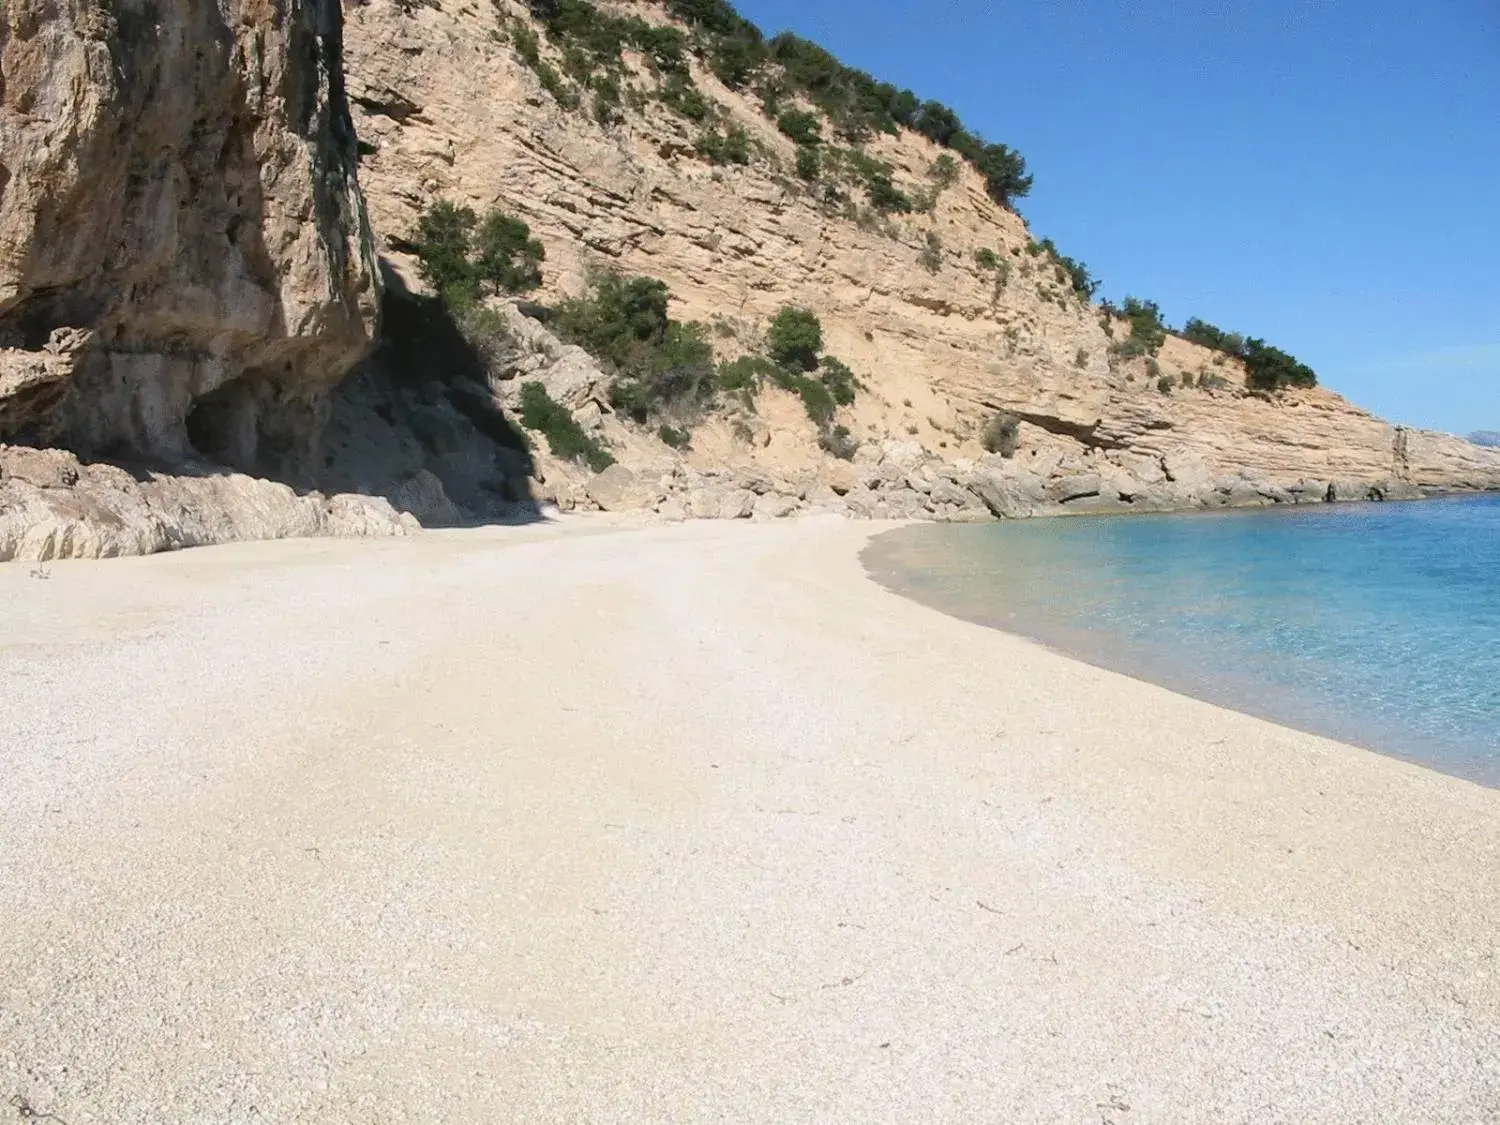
[2,517,1497,1123]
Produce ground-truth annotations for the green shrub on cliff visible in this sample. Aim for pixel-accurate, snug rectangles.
[471,211,546,294]
[767,306,823,370]
[1024,237,1098,300]
[1181,317,1246,357]
[1243,339,1317,390]
[1179,317,1318,389]
[411,201,476,299]
[638,3,1029,209]
[833,147,911,213]
[1112,297,1168,359]
[776,108,822,147]
[518,381,614,471]
[818,356,858,406]
[795,145,821,181]
[796,375,836,426]
[411,201,545,304]
[520,0,1033,212]
[510,23,580,109]
[657,423,692,449]
[659,72,711,121]
[982,411,1021,457]
[717,354,782,391]
[554,274,716,421]
[697,125,750,165]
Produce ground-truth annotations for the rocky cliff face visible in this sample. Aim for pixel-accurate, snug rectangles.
[0,0,426,558]
[340,0,1500,516]
[0,0,381,470]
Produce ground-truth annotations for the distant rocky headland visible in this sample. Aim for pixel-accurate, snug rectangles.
[1469,432,1500,448]
[3,0,1499,562]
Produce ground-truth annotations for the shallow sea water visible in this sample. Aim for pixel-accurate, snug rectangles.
[863,495,1500,786]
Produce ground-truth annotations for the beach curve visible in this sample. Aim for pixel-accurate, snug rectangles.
[1,516,1497,1123]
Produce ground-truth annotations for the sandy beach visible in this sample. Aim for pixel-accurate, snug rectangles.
[2,517,1497,1124]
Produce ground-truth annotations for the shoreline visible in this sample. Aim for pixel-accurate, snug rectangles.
[3,518,1498,1121]
[860,508,1500,788]
[6,433,1500,565]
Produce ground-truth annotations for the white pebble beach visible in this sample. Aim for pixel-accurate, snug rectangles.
[2,517,1497,1123]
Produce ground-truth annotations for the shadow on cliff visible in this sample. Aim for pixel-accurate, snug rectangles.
[315,258,544,528]
[15,260,549,535]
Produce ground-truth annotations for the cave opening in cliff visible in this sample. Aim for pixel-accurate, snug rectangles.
[185,386,253,469]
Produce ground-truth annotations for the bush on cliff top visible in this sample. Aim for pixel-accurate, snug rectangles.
[542,0,1035,210]
[1106,296,1168,360]
[1181,317,1318,389]
[1029,237,1099,300]
[1181,317,1246,357]
[1242,339,1317,390]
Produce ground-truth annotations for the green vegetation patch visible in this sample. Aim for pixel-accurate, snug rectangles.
[696,124,750,165]
[1027,236,1099,300]
[824,147,911,213]
[818,355,858,406]
[1243,340,1317,390]
[657,423,692,449]
[1106,297,1168,360]
[410,200,546,306]
[518,381,614,471]
[554,276,862,446]
[766,305,824,371]
[982,411,1021,457]
[776,108,823,147]
[646,0,1030,209]
[1181,317,1317,389]
[553,274,717,423]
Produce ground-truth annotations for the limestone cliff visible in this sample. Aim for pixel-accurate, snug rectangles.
[0,0,421,558]
[340,0,1500,516]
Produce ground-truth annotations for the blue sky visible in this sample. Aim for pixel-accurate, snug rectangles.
[730,0,1499,434]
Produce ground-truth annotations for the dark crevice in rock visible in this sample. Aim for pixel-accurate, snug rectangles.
[350,89,422,122]
[996,406,1120,450]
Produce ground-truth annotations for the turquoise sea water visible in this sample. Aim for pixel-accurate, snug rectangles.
[863,496,1500,786]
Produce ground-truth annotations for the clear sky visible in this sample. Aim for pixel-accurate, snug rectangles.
[730,0,1499,434]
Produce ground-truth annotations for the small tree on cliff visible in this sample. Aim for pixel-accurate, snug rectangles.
[411,200,545,305]
[767,306,823,371]
[1242,339,1318,390]
[472,211,546,295]
[412,201,478,300]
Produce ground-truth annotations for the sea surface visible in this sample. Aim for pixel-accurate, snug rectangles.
[863,495,1500,786]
